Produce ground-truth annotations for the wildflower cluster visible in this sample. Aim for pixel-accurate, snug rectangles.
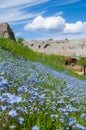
[0,48,86,129]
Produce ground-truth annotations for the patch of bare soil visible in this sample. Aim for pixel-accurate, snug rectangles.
[65,65,83,75]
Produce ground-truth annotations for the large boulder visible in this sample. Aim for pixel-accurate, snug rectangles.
[0,23,16,41]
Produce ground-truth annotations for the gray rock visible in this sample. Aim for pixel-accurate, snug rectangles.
[0,23,16,41]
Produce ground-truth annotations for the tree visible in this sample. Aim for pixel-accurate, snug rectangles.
[17,37,24,44]
[80,57,86,76]
[48,38,53,41]
[80,57,86,66]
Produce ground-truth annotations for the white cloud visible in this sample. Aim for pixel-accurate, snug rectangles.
[24,16,65,32]
[0,0,48,24]
[46,0,80,8]
[15,32,22,37]
[0,0,80,25]
[24,15,86,35]
[0,8,45,24]
[64,21,86,33]
[55,11,63,16]
[55,0,80,6]
[0,0,49,9]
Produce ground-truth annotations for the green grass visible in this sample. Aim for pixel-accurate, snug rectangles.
[0,38,86,129]
[0,38,86,80]
[0,38,65,70]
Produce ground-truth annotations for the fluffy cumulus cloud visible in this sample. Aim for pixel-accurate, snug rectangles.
[24,15,86,34]
[64,21,86,33]
[24,16,65,32]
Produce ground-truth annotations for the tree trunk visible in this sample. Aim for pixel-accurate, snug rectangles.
[83,66,86,76]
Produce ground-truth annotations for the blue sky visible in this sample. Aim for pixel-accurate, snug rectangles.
[0,0,86,40]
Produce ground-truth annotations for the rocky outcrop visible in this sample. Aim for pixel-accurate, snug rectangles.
[0,23,16,41]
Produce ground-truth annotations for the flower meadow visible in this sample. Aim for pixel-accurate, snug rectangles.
[0,48,86,130]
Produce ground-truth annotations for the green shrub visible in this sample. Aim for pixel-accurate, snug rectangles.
[0,38,86,80]
[47,38,53,41]
[17,37,24,44]
[80,57,86,66]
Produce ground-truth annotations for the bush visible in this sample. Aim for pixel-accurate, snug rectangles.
[17,37,24,44]
[80,57,86,66]
[47,38,53,41]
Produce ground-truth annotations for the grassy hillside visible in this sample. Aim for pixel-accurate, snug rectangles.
[0,38,65,70]
[0,38,86,80]
[0,45,86,130]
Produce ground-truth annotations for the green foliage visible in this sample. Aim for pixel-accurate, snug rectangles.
[79,57,86,66]
[0,38,86,129]
[17,37,24,44]
[47,38,53,41]
[0,38,86,80]
[0,38,65,71]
